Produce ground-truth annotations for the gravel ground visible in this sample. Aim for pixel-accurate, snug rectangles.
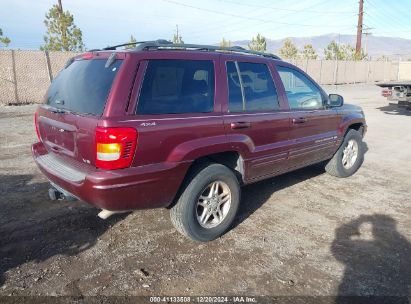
[0,84,410,299]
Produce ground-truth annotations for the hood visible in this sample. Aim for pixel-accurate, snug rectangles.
[339,103,363,113]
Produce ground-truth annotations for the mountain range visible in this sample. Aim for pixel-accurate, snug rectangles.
[230,33,411,59]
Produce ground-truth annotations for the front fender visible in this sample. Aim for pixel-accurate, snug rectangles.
[336,103,366,135]
[338,112,367,137]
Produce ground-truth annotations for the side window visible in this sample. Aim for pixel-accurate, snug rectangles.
[226,61,279,113]
[277,66,324,110]
[137,60,214,114]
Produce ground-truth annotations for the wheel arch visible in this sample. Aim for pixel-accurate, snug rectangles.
[346,122,365,136]
[168,150,245,209]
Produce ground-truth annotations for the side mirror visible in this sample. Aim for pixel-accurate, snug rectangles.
[328,94,344,107]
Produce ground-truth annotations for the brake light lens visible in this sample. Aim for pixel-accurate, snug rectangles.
[34,112,40,141]
[96,127,138,170]
[82,52,94,60]
[382,89,392,97]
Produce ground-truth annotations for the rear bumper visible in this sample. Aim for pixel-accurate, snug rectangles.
[32,142,190,211]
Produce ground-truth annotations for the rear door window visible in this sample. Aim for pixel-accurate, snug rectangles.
[137,60,215,114]
[226,61,279,112]
[46,58,122,115]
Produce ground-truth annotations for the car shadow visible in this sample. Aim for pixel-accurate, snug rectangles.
[0,174,127,287]
[231,163,326,230]
[331,214,411,303]
[231,138,369,231]
[377,103,411,116]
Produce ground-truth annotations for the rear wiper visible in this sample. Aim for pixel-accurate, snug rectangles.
[105,53,116,68]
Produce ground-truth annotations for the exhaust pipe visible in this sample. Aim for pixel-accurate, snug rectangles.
[49,188,64,201]
[48,183,125,220]
[97,209,125,220]
[48,184,78,202]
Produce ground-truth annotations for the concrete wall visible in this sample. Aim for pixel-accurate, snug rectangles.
[398,61,411,80]
[285,58,398,85]
[0,50,402,105]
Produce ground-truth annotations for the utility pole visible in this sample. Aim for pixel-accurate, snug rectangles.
[355,0,364,58]
[363,27,373,59]
[173,24,183,44]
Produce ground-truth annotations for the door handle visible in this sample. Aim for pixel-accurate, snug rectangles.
[230,122,251,129]
[292,117,307,124]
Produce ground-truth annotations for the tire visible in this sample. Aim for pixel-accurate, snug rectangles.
[325,129,364,178]
[170,163,240,242]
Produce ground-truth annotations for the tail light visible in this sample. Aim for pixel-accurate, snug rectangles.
[96,127,138,170]
[382,89,392,97]
[82,52,94,60]
[34,112,41,141]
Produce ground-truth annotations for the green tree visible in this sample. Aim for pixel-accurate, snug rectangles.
[124,34,137,49]
[41,0,84,51]
[248,33,266,52]
[324,40,345,60]
[301,44,318,59]
[0,28,11,47]
[279,38,298,59]
[219,38,231,48]
[173,25,184,44]
[324,40,366,61]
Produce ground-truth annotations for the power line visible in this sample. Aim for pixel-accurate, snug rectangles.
[162,0,355,28]
[215,0,357,15]
[185,0,357,44]
[183,0,277,36]
[366,0,411,24]
[364,0,411,34]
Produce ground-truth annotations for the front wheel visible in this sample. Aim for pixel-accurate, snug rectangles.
[170,163,240,242]
[325,129,364,178]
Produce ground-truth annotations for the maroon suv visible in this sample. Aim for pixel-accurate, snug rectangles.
[32,40,367,241]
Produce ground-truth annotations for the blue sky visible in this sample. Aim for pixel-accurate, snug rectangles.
[1,0,411,50]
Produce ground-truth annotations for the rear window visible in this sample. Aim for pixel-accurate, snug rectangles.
[137,60,215,114]
[45,58,122,115]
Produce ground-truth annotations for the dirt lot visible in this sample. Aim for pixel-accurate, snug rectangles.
[0,84,410,299]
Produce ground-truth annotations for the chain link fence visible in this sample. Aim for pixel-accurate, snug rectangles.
[0,50,402,105]
[0,50,78,105]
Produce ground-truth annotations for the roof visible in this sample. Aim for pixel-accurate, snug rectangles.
[97,39,281,61]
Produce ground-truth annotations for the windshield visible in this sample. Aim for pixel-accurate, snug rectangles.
[45,58,123,115]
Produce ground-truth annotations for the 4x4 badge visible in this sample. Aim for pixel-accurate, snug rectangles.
[140,122,157,127]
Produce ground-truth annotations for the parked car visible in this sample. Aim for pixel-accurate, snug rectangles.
[32,40,367,242]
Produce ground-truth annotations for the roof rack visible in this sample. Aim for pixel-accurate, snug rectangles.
[101,39,281,60]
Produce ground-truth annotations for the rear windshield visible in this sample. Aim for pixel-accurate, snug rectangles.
[45,58,122,115]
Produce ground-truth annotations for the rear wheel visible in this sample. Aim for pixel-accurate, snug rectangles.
[170,163,240,242]
[325,129,364,178]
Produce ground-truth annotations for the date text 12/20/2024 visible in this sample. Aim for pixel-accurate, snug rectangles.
[149,296,257,303]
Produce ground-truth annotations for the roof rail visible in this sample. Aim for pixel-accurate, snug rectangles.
[132,40,281,60]
[102,39,172,51]
[99,39,280,60]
